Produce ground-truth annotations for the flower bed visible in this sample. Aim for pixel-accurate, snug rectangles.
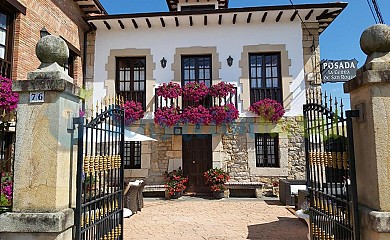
[182,82,209,102]
[154,106,182,127]
[156,82,182,99]
[122,100,144,125]
[209,82,236,98]
[181,105,212,125]
[249,98,285,122]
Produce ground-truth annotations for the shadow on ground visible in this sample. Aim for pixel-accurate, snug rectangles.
[264,199,283,206]
[247,217,308,240]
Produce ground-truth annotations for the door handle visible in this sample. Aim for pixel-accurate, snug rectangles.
[192,161,195,164]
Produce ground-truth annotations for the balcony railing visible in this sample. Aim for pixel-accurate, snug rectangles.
[155,87,238,111]
[117,91,146,110]
[250,88,283,106]
[0,59,11,79]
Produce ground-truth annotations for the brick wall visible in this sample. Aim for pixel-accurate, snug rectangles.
[12,0,90,87]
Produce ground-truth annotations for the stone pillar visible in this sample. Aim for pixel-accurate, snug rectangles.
[0,35,82,240]
[344,24,390,240]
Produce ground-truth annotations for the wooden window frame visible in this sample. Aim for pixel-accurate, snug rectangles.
[249,53,283,105]
[123,141,141,169]
[115,57,147,109]
[255,133,280,168]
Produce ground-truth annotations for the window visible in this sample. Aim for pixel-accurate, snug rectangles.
[181,5,215,11]
[116,57,146,108]
[63,51,76,78]
[123,141,141,169]
[249,53,282,105]
[255,133,279,167]
[0,11,13,78]
[181,55,212,107]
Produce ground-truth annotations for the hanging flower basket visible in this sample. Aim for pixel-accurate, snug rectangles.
[181,105,212,125]
[209,82,236,98]
[249,98,285,123]
[154,106,182,127]
[210,104,239,125]
[156,82,182,99]
[122,100,144,125]
[0,76,18,113]
[182,82,209,103]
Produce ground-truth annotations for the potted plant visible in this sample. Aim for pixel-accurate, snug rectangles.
[209,82,236,98]
[122,100,144,125]
[156,82,182,99]
[164,168,188,199]
[249,98,285,123]
[209,104,239,125]
[181,105,212,125]
[204,168,230,199]
[182,82,209,103]
[154,106,182,127]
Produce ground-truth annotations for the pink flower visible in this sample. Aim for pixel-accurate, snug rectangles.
[156,82,182,99]
[154,107,181,127]
[122,100,144,125]
[209,82,236,98]
[181,105,212,125]
[209,104,239,125]
[182,82,209,103]
[0,76,18,112]
[249,98,285,123]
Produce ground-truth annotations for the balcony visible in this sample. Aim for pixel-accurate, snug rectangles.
[117,91,146,110]
[0,59,11,79]
[250,88,283,106]
[155,87,238,111]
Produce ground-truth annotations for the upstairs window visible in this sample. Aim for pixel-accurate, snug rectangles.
[116,57,146,109]
[180,5,216,11]
[0,13,8,60]
[123,141,141,169]
[249,53,283,105]
[255,133,280,168]
[0,11,13,78]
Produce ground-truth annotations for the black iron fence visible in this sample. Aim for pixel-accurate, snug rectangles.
[0,121,16,214]
[75,104,125,240]
[304,90,359,240]
[0,59,12,79]
[117,91,146,110]
[250,88,282,106]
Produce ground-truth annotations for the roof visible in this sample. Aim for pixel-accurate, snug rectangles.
[166,0,229,11]
[86,2,347,35]
[74,0,107,15]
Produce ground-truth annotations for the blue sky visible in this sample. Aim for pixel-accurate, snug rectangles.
[98,0,389,107]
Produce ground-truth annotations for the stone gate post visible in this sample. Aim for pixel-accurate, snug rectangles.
[344,24,390,240]
[0,35,83,239]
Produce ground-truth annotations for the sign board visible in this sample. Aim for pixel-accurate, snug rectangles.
[320,59,358,83]
[29,91,45,103]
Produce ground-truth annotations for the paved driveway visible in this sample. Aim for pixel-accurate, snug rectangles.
[124,197,307,240]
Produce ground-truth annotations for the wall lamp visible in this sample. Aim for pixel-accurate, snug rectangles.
[173,126,182,135]
[227,55,233,67]
[160,57,167,68]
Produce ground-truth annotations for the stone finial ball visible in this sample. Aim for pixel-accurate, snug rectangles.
[360,24,390,55]
[36,35,69,65]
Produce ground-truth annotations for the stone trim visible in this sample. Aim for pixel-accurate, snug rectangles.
[344,69,390,93]
[0,208,74,233]
[239,44,293,111]
[172,46,221,84]
[105,48,156,112]
[247,125,289,177]
[360,205,390,232]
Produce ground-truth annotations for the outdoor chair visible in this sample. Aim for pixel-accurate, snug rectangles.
[137,180,146,211]
[123,181,141,214]
[279,179,306,206]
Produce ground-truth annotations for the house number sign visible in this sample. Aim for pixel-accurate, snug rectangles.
[29,91,45,103]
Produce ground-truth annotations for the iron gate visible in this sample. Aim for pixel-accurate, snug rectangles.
[303,90,359,240]
[75,104,125,240]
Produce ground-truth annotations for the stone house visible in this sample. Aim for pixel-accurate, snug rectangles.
[85,0,346,194]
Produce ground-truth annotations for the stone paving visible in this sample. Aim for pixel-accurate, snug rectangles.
[124,197,308,240]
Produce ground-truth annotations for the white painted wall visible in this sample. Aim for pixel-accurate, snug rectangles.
[93,20,306,116]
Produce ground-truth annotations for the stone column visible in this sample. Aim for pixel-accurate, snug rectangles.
[344,24,390,240]
[0,36,83,240]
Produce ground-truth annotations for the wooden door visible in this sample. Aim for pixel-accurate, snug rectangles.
[182,134,212,193]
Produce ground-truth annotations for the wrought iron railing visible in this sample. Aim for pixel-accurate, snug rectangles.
[250,88,283,106]
[0,59,12,79]
[117,91,146,110]
[155,87,238,110]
